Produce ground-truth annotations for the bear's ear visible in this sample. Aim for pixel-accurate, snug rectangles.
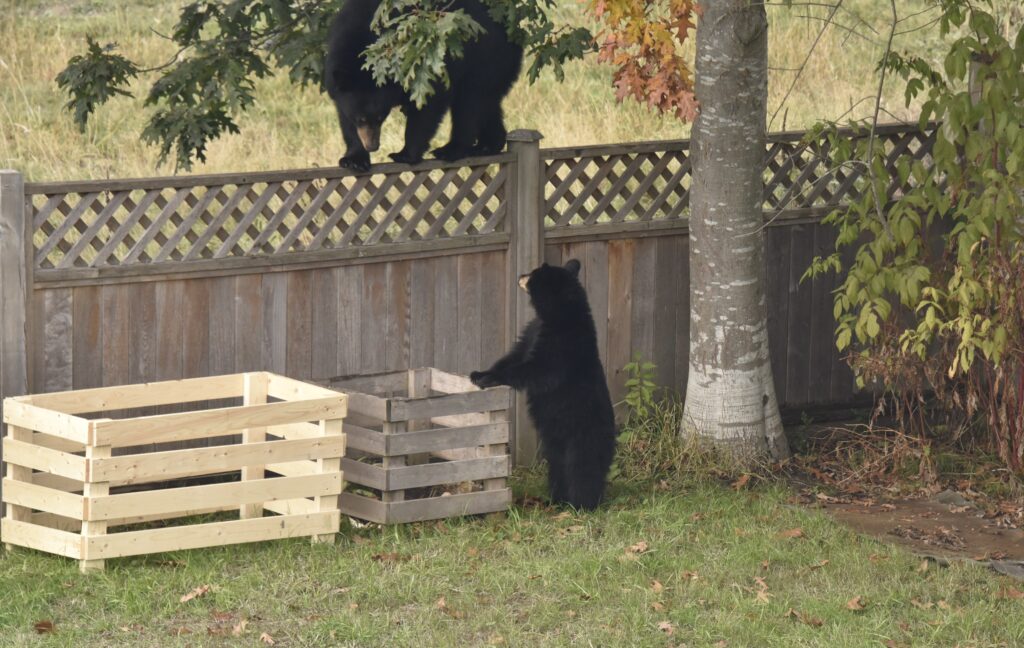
[564,259,581,277]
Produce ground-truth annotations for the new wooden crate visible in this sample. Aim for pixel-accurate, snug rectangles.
[1,372,346,572]
[331,368,512,524]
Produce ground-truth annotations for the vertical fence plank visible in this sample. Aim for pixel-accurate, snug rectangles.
[336,264,363,377]
[653,237,680,391]
[311,268,339,381]
[0,172,28,434]
[607,239,635,418]
[583,242,610,369]
[286,270,313,381]
[101,284,131,395]
[409,258,436,369]
[262,273,287,375]
[235,274,263,373]
[72,286,103,390]
[507,130,544,465]
[433,255,459,374]
[765,225,791,406]
[673,236,691,398]
[456,254,482,376]
[182,279,211,382]
[808,222,836,404]
[785,223,814,408]
[631,238,656,371]
[208,276,236,385]
[386,261,411,372]
[479,250,507,369]
[42,289,74,393]
[240,372,268,519]
[361,263,388,375]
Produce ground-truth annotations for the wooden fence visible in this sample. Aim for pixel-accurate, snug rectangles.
[0,123,937,480]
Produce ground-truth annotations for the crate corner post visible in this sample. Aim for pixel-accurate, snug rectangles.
[241,371,269,520]
[80,419,111,574]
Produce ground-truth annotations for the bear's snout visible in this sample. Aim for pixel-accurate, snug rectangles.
[357,125,380,152]
[518,274,530,291]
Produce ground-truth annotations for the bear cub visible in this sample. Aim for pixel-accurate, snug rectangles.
[471,260,616,510]
[324,0,523,171]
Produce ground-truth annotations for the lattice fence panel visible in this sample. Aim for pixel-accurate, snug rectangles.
[544,125,937,229]
[543,149,691,228]
[30,162,508,270]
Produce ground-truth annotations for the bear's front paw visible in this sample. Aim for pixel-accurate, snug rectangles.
[339,154,370,173]
[432,144,471,162]
[470,371,499,389]
[390,150,423,165]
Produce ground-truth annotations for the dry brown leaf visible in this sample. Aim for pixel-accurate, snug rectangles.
[937,600,951,610]
[810,559,830,570]
[731,474,751,491]
[172,627,192,636]
[784,608,823,627]
[467,547,480,558]
[232,619,248,636]
[180,585,211,603]
[651,602,665,611]
[566,610,577,618]
[846,596,866,611]
[553,511,573,521]
[778,528,804,539]
[690,512,704,522]
[868,553,889,563]
[628,541,650,554]
[917,559,930,574]
[260,632,275,645]
[33,621,54,634]
[348,603,359,611]
[681,570,700,582]
[436,596,465,619]
[997,587,1024,600]
[651,580,665,594]
[910,598,934,610]
[372,552,407,564]
[734,527,749,537]
[657,620,675,635]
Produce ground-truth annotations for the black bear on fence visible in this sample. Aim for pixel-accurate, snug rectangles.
[324,0,523,172]
[471,260,616,510]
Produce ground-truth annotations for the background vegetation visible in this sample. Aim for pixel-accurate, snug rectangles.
[0,0,955,182]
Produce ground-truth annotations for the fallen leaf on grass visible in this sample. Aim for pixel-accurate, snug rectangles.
[260,632,275,645]
[651,602,665,611]
[372,552,408,564]
[467,547,480,558]
[657,620,675,635]
[731,474,751,491]
[553,511,573,521]
[846,596,867,611]
[651,580,665,594]
[180,585,211,603]
[171,627,192,636]
[785,608,823,627]
[884,641,908,648]
[566,610,577,618]
[436,596,465,619]
[910,598,934,610]
[628,541,650,554]
[33,621,54,634]
[348,603,359,611]
[232,619,248,636]
[778,528,804,539]
[917,559,930,574]
[760,560,770,570]
[937,600,951,610]
[681,570,700,582]
[996,587,1024,600]
[690,512,704,522]
[810,560,830,570]
[869,553,889,563]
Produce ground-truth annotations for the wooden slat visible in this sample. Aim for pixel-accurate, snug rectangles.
[388,456,508,491]
[87,472,342,522]
[90,395,347,447]
[266,373,342,401]
[264,497,317,516]
[1,519,82,559]
[340,458,386,490]
[344,423,387,455]
[2,478,84,520]
[339,492,387,524]
[25,374,243,414]
[389,389,511,422]
[2,438,87,481]
[2,399,89,443]
[385,422,508,456]
[429,368,474,394]
[456,254,482,375]
[84,511,340,560]
[381,490,510,524]
[89,436,346,484]
[606,239,635,413]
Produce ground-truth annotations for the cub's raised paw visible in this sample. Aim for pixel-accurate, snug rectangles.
[470,371,498,389]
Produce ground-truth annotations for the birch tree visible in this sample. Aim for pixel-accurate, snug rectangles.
[679,1,789,460]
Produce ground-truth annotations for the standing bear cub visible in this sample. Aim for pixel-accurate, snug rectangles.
[471,260,616,510]
[324,0,523,171]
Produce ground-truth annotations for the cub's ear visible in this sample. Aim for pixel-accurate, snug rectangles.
[564,259,581,277]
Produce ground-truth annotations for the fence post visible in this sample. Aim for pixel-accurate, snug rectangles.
[505,130,544,466]
[0,170,29,519]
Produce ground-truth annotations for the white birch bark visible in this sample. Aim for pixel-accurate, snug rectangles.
[681,0,790,461]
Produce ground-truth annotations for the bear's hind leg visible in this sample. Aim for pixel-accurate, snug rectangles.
[564,449,608,511]
[433,88,483,162]
[472,102,507,156]
[391,97,449,165]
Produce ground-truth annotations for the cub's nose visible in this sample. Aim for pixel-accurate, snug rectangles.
[518,274,529,291]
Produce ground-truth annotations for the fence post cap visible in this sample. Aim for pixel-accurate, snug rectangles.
[507,130,544,143]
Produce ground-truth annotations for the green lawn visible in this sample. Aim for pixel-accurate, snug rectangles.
[3,469,1022,647]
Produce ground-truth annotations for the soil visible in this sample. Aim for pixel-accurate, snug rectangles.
[815,491,1024,579]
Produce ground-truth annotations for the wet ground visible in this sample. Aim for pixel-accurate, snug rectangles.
[816,491,1024,578]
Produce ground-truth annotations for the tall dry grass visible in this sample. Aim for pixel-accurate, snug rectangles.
[0,0,987,181]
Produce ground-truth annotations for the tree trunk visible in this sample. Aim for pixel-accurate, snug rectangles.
[681,0,789,461]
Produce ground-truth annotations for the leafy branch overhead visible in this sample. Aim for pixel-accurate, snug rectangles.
[586,0,700,121]
[54,0,594,171]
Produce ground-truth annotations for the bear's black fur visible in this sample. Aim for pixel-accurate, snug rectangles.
[471,260,616,510]
[324,0,523,171]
